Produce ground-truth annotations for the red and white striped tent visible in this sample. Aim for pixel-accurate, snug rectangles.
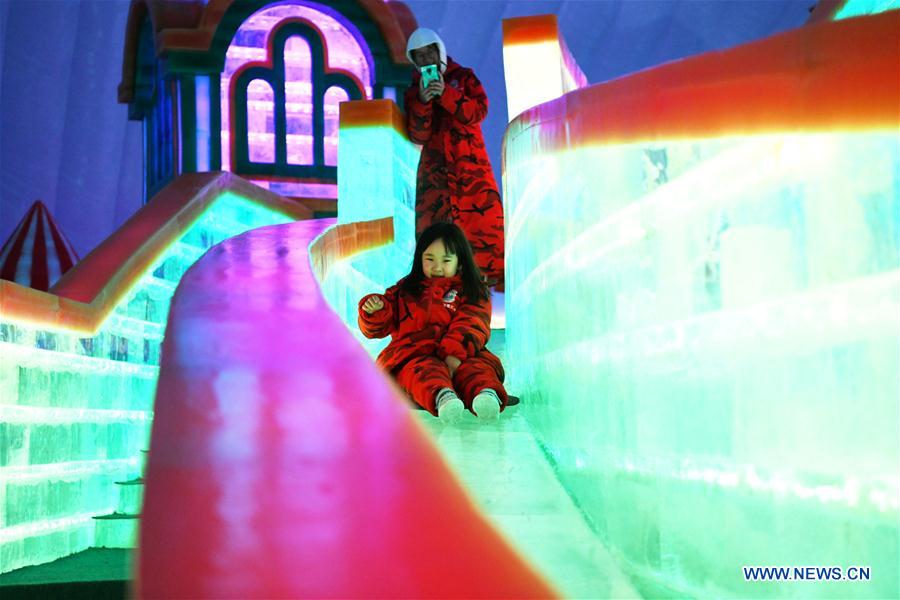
[0,200,79,291]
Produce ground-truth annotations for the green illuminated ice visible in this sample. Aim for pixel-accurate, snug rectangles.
[325,124,899,598]
[835,0,900,19]
[320,121,421,356]
[502,133,899,597]
[0,192,294,573]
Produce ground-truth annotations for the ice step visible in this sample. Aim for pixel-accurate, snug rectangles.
[93,513,140,549]
[115,478,145,514]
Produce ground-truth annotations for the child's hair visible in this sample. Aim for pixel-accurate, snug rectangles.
[401,222,489,301]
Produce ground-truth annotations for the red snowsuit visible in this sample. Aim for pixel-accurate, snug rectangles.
[358,275,507,415]
[404,59,505,290]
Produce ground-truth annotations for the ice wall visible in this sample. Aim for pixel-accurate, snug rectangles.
[836,0,900,19]
[0,191,295,573]
[502,12,899,599]
[318,100,419,357]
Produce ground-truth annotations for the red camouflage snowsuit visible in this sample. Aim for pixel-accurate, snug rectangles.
[358,275,507,415]
[404,59,505,290]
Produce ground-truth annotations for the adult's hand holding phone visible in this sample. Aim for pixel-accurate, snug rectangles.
[418,66,443,102]
[418,81,431,103]
[424,78,444,101]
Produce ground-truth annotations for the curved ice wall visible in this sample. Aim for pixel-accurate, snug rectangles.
[502,11,899,599]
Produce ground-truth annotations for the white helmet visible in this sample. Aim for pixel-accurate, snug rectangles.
[405,27,447,73]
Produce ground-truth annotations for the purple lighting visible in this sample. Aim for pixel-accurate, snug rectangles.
[247,80,276,163]
[324,87,350,166]
[222,2,374,198]
[284,36,314,166]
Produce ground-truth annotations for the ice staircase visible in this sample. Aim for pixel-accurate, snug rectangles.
[92,471,145,549]
[0,173,312,574]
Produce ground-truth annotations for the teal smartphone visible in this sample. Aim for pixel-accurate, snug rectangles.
[420,64,440,88]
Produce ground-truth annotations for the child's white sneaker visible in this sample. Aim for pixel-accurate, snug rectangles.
[436,388,464,423]
[472,389,501,421]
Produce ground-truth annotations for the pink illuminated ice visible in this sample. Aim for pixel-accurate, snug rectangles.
[221,3,374,172]
[247,80,275,163]
[324,87,350,166]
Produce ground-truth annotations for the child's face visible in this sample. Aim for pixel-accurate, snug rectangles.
[422,238,459,278]
[411,44,440,68]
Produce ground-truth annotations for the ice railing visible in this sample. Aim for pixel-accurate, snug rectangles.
[0,172,310,573]
[502,11,899,599]
[502,14,588,122]
[317,99,419,357]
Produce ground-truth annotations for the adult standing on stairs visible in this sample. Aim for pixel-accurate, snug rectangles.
[403,27,505,292]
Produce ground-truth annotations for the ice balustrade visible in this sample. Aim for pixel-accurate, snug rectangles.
[503,11,899,599]
[502,14,588,122]
[835,0,900,19]
[317,99,419,358]
[0,175,305,573]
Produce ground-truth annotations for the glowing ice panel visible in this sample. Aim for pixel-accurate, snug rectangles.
[835,0,900,19]
[221,2,373,172]
[195,75,211,172]
[285,36,313,165]
[324,87,350,166]
[0,192,296,574]
[502,25,587,123]
[247,79,275,163]
[335,123,418,226]
[319,114,420,350]
[503,129,900,598]
[250,179,337,199]
[503,41,563,122]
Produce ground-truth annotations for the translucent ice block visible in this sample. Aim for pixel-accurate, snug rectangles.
[835,0,900,20]
[319,100,419,354]
[502,15,587,122]
[220,2,374,172]
[0,188,297,573]
[501,13,899,598]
